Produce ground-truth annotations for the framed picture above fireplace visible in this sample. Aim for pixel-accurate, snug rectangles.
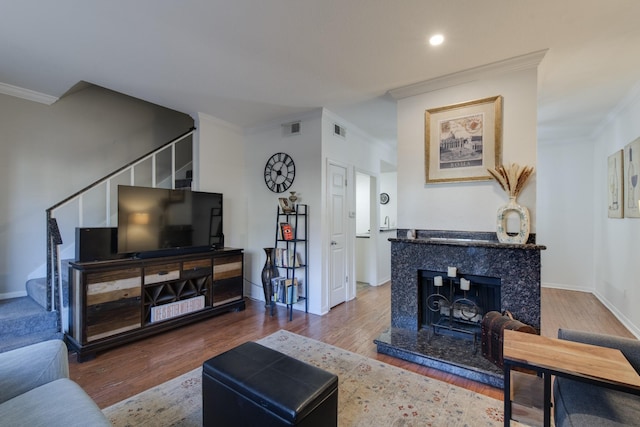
[424,95,503,184]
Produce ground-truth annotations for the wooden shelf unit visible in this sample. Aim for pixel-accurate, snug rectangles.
[68,248,244,361]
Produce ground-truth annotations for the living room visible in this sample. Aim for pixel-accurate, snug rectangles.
[2,1,640,426]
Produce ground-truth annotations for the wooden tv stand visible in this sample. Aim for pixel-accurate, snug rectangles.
[67,248,245,361]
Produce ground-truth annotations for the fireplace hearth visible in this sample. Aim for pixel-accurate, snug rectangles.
[375,229,546,387]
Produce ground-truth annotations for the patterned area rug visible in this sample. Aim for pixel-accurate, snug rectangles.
[104,330,518,426]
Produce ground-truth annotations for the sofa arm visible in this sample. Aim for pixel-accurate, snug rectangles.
[558,329,640,373]
[0,339,69,404]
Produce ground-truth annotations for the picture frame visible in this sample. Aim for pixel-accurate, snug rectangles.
[425,95,503,184]
[278,197,294,213]
[624,137,640,218]
[607,150,623,218]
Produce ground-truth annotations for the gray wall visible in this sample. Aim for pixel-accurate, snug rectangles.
[0,84,193,297]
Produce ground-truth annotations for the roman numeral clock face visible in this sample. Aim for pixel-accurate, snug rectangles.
[264,152,295,193]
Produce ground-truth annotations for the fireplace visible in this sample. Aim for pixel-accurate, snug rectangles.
[420,271,501,347]
[375,229,546,387]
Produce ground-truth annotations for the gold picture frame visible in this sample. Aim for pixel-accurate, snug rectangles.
[607,150,623,218]
[425,95,503,183]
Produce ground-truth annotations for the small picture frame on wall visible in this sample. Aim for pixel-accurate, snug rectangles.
[624,137,640,218]
[608,150,623,218]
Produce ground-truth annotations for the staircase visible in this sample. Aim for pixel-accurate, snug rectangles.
[0,129,195,354]
[0,278,63,353]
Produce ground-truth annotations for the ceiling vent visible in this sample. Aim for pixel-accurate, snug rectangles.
[334,123,347,138]
[282,121,301,136]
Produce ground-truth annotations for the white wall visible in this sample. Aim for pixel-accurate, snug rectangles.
[396,68,538,231]
[194,112,248,250]
[244,110,324,314]
[0,86,193,297]
[591,87,640,336]
[321,109,397,305]
[537,141,595,291]
[379,171,397,228]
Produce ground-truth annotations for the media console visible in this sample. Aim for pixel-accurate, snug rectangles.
[67,248,244,361]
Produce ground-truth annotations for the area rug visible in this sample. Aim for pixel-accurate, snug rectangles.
[104,330,519,426]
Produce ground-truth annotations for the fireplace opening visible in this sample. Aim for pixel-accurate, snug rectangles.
[420,270,501,343]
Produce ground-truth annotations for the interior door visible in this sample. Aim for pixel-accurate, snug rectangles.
[328,163,348,308]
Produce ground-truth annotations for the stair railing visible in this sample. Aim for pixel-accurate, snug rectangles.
[45,128,196,331]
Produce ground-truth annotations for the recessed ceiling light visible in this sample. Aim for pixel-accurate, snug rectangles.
[429,34,444,46]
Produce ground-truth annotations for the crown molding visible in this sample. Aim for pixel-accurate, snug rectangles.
[389,49,548,100]
[0,82,58,105]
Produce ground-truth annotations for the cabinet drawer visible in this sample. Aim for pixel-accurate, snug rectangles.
[183,258,212,279]
[213,255,243,281]
[213,276,243,307]
[144,263,180,284]
[87,298,141,342]
[86,268,141,306]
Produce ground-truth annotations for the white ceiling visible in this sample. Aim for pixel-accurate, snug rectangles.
[2,0,640,147]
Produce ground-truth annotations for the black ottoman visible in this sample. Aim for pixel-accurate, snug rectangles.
[202,341,338,427]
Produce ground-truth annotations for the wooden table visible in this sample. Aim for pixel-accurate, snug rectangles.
[502,329,640,427]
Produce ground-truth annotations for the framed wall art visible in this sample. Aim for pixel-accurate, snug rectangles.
[624,137,640,218]
[425,95,503,184]
[607,150,623,218]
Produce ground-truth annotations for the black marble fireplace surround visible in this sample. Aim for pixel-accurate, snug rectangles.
[374,229,546,388]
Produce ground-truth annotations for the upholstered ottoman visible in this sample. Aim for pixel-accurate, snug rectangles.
[202,341,338,427]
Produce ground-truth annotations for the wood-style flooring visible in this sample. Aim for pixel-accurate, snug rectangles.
[68,284,635,409]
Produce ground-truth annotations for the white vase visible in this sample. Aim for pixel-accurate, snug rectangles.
[496,196,530,244]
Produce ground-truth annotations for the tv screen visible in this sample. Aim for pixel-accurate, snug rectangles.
[117,185,223,255]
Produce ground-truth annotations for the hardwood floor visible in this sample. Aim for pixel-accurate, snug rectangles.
[68,284,635,409]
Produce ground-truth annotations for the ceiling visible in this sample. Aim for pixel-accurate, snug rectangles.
[2,1,640,148]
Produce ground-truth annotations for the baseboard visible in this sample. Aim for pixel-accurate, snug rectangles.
[541,282,593,292]
[0,290,28,300]
[593,290,640,339]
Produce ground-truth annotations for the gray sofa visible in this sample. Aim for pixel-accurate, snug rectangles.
[0,339,111,426]
[554,329,640,427]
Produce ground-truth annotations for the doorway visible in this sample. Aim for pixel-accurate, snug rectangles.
[355,171,377,295]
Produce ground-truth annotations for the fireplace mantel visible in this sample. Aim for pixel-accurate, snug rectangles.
[390,229,546,330]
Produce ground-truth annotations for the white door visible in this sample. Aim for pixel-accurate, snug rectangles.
[328,163,348,308]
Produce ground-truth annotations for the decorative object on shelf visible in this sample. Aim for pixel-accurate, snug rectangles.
[425,95,503,184]
[608,150,623,218]
[261,248,280,309]
[288,191,298,204]
[380,192,390,204]
[488,163,534,244]
[264,152,295,193]
[280,222,294,240]
[624,137,640,218]
[278,197,294,213]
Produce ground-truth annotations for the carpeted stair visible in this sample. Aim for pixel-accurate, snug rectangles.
[0,277,63,353]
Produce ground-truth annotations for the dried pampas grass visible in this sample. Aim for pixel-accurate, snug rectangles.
[488,163,534,198]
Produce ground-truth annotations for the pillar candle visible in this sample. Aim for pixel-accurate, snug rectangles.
[460,278,471,291]
[447,266,457,277]
[434,276,443,287]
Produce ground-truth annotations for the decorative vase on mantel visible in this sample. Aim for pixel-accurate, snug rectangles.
[496,196,530,244]
[488,163,534,245]
[261,247,279,308]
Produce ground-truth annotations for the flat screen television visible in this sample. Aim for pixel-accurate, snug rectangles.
[117,185,223,256]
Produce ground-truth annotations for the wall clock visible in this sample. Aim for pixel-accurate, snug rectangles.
[264,152,296,193]
[380,192,390,204]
